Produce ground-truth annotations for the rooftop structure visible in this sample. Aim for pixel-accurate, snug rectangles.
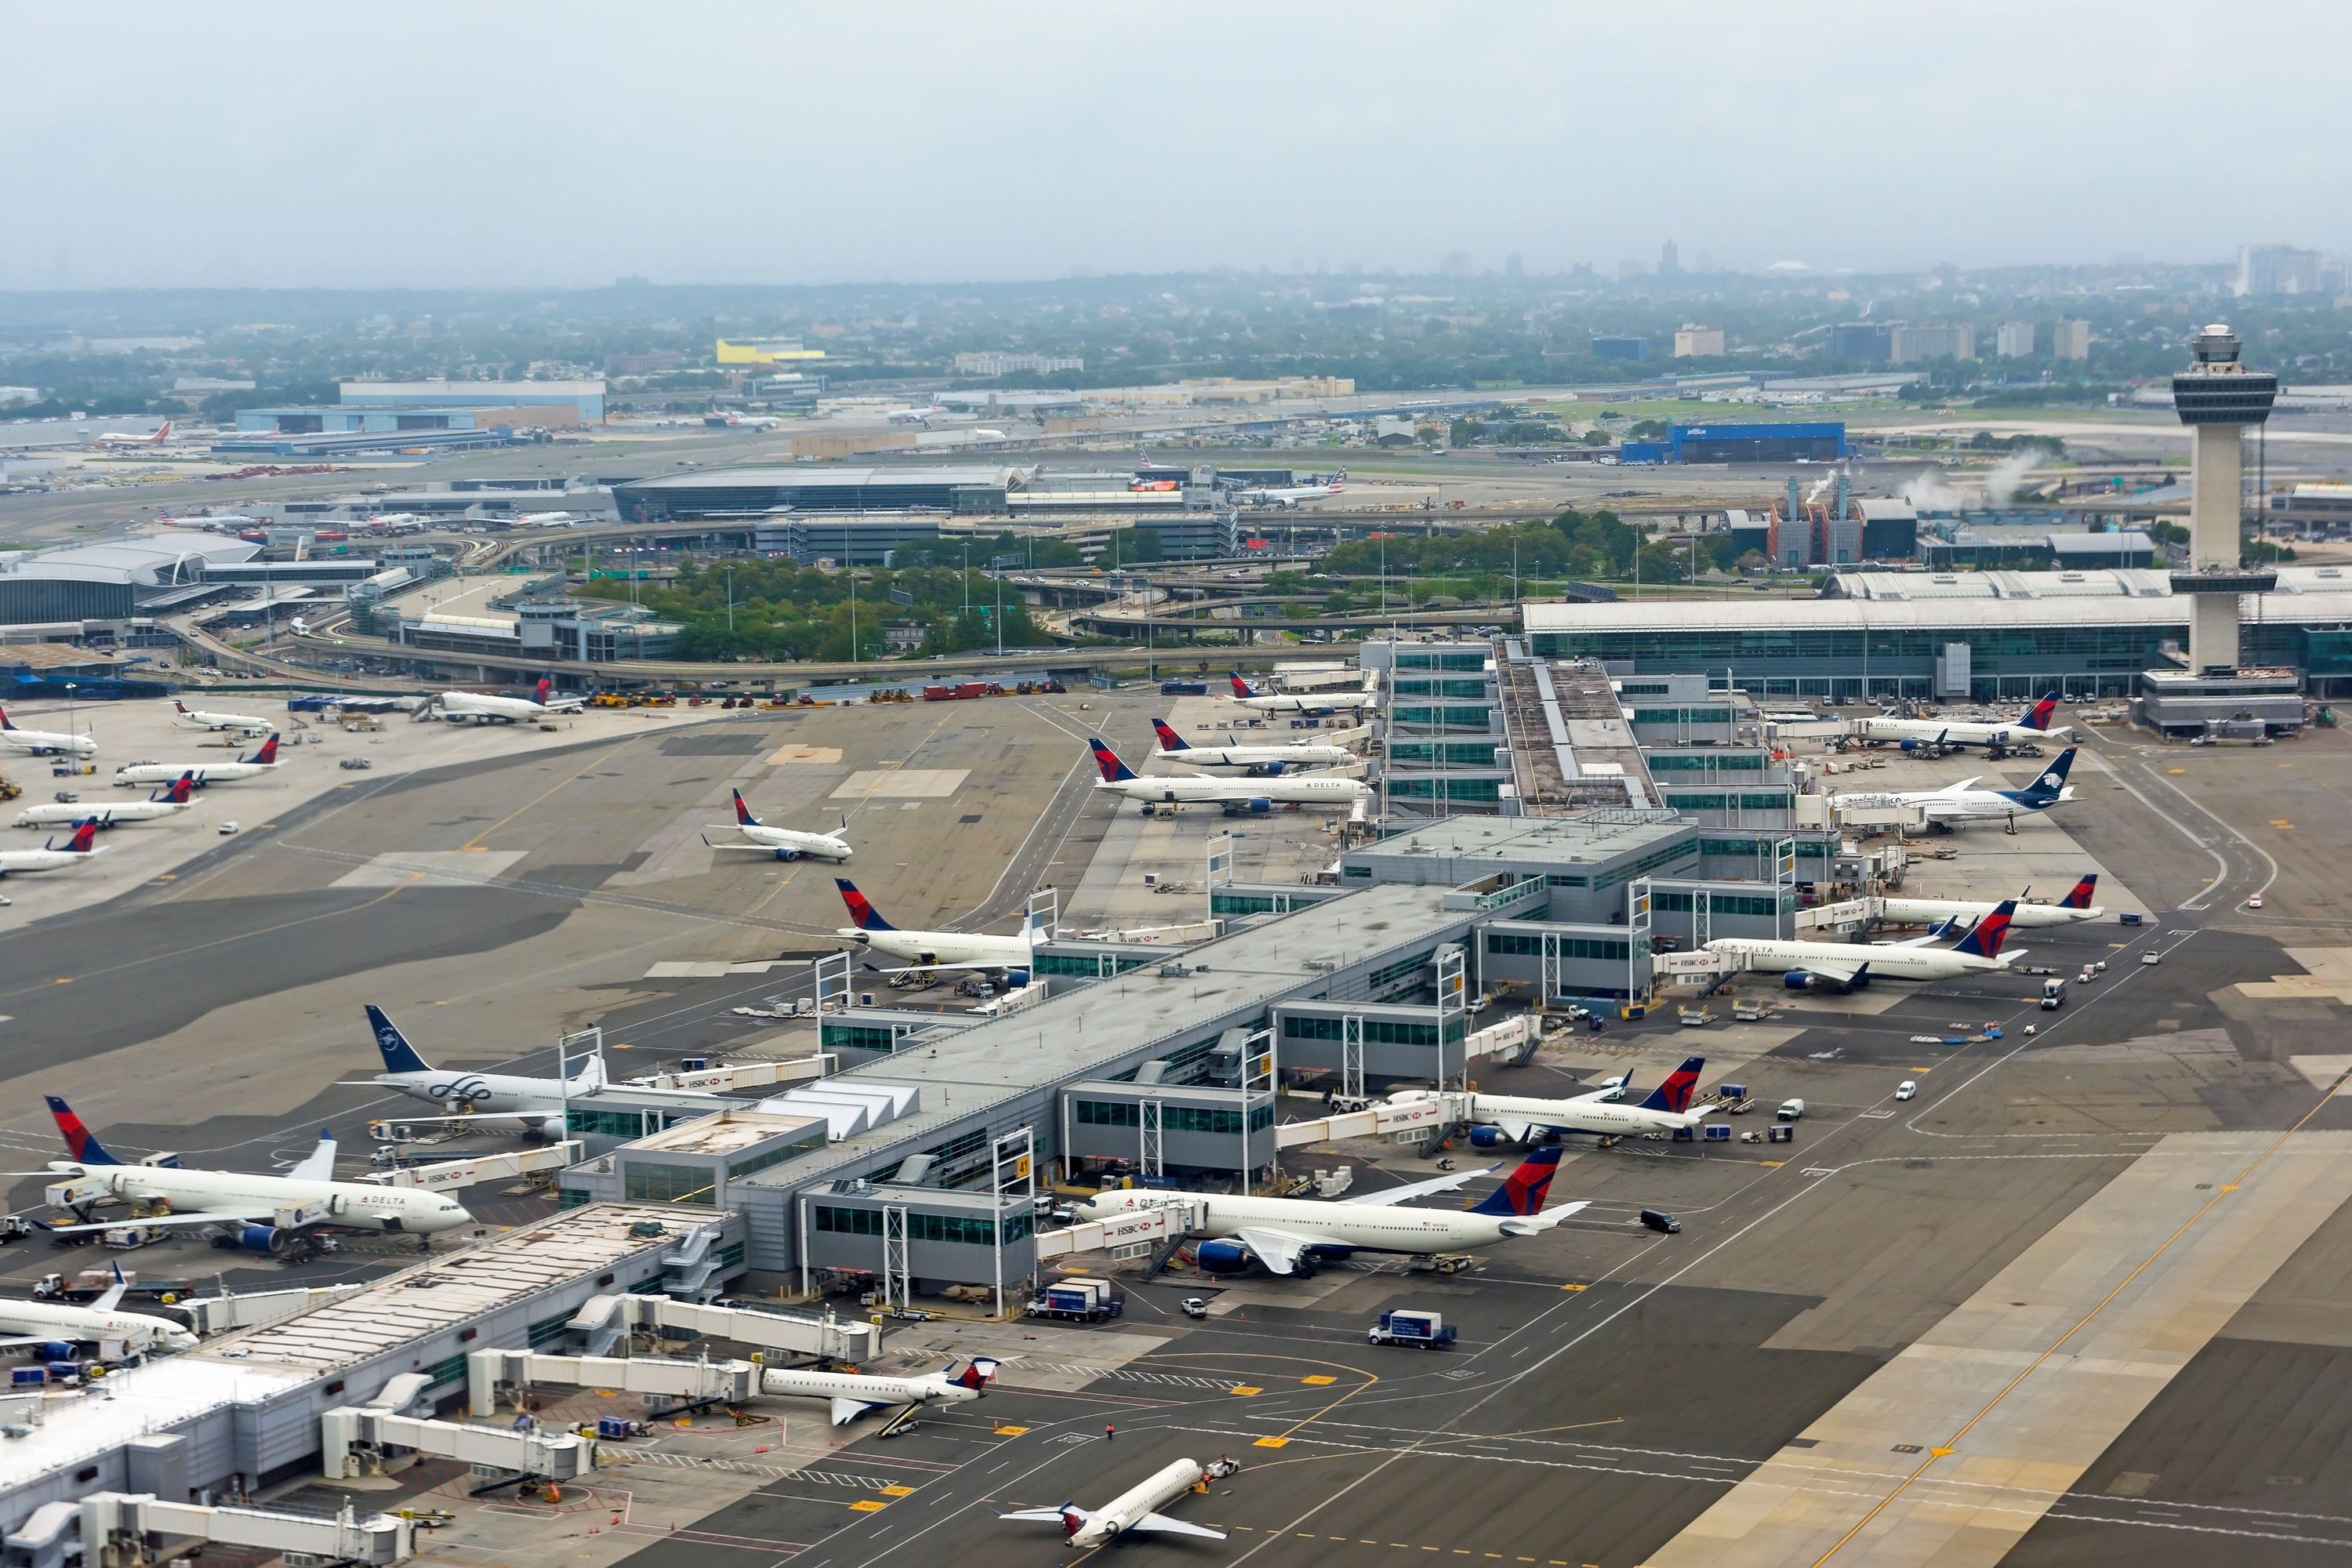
[0,530,260,627]
[613,465,1024,522]
[338,379,605,421]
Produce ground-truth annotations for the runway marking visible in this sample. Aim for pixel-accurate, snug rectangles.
[462,742,620,850]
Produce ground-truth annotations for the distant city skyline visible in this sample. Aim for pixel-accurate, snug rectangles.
[9,2,2352,291]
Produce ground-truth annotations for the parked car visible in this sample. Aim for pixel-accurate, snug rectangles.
[217,821,239,836]
[1896,1080,1917,1101]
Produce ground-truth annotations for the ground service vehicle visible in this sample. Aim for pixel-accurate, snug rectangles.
[1640,1209,1682,1235]
[1026,1277,1123,1322]
[1368,1309,1456,1348]
[1777,1098,1806,1121]
[2041,978,2067,1010]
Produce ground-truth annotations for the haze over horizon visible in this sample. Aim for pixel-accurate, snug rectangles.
[9,1,2349,292]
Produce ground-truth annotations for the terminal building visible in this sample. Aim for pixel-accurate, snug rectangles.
[0,532,259,636]
[1621,421,1847,465]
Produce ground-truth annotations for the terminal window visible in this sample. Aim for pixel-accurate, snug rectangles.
[621,1160,717,1206]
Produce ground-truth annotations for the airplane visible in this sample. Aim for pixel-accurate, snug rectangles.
[0,1261,198,1356]
[833,879,1037,975]
[1389,1057,1710,1146]
[1831,746,2080,830]
[1227,673,1381,715]
[884,402,949,427]
[360,512,430,531]
[437,675,586,724]
[708,411,786,431]
[1088,738,1370,815]
[516,511,579,528]
[338,1005,608,1142]
[0,821,105,877]
[158,511,259,532]
[1706,899,2024,992]
[1879,875,2103,930]
[0,708,96,759]
[1234,469,1346,508]
[1850,691,2069,752]
[1149,718,1355,775]
[114,734,280,787]
[1078,1146,1588,1276]
[16,774,194,829]
[34,1097,472,1254]
[758,1356,996,1425]
[998,1458,1229,1548]
[93,420,172,448]
[172,699,272,735]
[703,789,851,862]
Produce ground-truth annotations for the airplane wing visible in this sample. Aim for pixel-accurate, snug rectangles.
[829,1396,887,1425]
[1226,1227,1316,1275]
[1341,1163,1497,1206]
[45,1208,274,1234]
[92,1264,129,1312]
[1131,1514,1229,1541]
[0,1335,88,1350]
[864,959,1024,975]
[998,1507,1093,1524]
[1793,956,1869,987]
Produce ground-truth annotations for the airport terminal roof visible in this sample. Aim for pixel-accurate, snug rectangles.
[0,530,258,586]
[1352,813,1690,873]
[616,465,1025,492]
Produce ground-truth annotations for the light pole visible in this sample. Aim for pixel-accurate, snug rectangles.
[64,683,77,752]
[724,565,735,635]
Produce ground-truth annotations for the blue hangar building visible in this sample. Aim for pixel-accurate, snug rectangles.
[1621,421,1846,465]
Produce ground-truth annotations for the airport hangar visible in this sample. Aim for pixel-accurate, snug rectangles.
[1524,564,2352,703]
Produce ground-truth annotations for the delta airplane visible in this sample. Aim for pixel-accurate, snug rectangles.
[1227,673,1381,714]
[0,1262,197,1356]
[1149,718,1354,775]
[998,1459,1229,1548]
[1879,875,2103,930]
[34,1098,471,1253]
[758,1356,996,1425]
[1236,469,1346,508]
[834,879,1037,975]
[702,789,852,862]
[1850,692,2068,752]
[1832,747,2080,829]
[339,1006,607,1142]
[115,734,280,787]
[1389,1057,1710,1146]
[516,512,579,528]
[710,411,785,431]
[0,822,104,876]
[437,675,586,724]
[16,774,194,829]
[173,699,272,735]
[1078,1146,1588,1276]
[0,709,96,759]
[1705,898,2024,991]
[93,420,172,449]
[1089,739,1370,815]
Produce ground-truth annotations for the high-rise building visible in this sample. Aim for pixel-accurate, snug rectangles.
[1439,250,1474,278]
[2053,318,2091,361]
[2238,243,2324,296]
[1889,324,1976,363]
[1659,239,1680,276]
[1504,253,1524,279]
[1672,326,1725,358]
[1829,323,1892,364]
[1994,321,2037,359]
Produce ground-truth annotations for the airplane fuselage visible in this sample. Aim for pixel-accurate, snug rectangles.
[839,928,1033,968]
[1705,937,2016,982]
[1083,1189,1541,1257]
[1396,1088,1703,1139]
[0,1298,197,1352]
[1094,775,1369,807]
[1156,744,1354,770]
[1879,896,2099,929]
[1,728,95,758]
[115,760,274,786]
[14,800,188,828]
[52,1166,470,1235]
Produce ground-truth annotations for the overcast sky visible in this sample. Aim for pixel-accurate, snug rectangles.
[8,2,2347,291]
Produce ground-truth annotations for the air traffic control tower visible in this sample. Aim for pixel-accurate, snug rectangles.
[2139,323,2302,735]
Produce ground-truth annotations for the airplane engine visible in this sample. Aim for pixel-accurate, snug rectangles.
[1252,761,1287,776]
[1243,797,1274,815]
[230,1225,293,1254]
[773,848,800,862]
[1194,1239,1255,1275]
[1468,1124,1512,1149]
[1782,971,1815,990]
[1004,969,1031,989]
[35,1341,76,1362]
[532,1115,568,1142]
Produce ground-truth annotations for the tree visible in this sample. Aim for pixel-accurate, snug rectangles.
[1126,526,1166,562]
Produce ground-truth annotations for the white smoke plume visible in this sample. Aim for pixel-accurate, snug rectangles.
[1900,468,1967,511]
[1985,451,2042,506]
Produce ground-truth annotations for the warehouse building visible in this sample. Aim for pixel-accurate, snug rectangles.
[338,379,605,422]
[1620,421,1847,464]
[614,466,1022,522]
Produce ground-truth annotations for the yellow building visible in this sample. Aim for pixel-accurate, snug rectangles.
[716,339,828,365]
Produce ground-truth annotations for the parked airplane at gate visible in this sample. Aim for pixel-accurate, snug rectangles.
[998,1459,1229,1548]
[15,775,194,829]
[339,1006,606,1142]
[94,420,172,449]
[1089,739,1370,813]
[0,1262,197,1355]
[1832,747,2079,829]
[702,789,852,862]
[1078,1147,1585,1276]
[114,735,279,787]
[1227,674,1381,715]
[0,708,96,758]
[833,880,1038,975]
[172,699,271,735]
[0,822,104,876]
[32,1098,471,1253]
[1705,899,2024,991]
[758,1356,996,1425]
[1880,875,2103,929]
[1390,1057,1709,1145]
[1235,469,1345,508]
[1851,692,2068,752]
[437,675,586,724]
[1149,718,1353,775]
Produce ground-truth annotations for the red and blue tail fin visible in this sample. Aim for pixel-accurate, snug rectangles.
[732,789,761,827]
[1472,1145,1563,1216]
[1151,719,1189,753]
[2020,691,2060,731]
[953,1356,1000,1390]
[1229,674,1258,698]
[45,1096,120,1166]
[835,879,895,931]
[0,709,14,731]
[245,734,280,765]
[169,772,195,804]
[534,674,554,706]
[2061,874,2098,909]
[1951,898,2017,959]
[1637,1057,1704,1114]
[1088,738,1136,783]
[64,821,98,854]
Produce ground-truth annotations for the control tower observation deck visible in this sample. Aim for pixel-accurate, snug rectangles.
[2171,322,2278,673]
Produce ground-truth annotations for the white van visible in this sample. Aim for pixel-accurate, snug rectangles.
[1776,1098,1806,1121]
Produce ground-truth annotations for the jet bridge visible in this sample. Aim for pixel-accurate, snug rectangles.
[564,1292,880,1361]
[8,1495,413,1568]
[467,1349,757,1417]
[1272,1094,1462,1149]
[1033,1200,1199,1261]
[320,1406,593,1483]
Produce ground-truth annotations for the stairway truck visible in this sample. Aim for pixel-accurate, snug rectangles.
[1367,1309,1457,1349]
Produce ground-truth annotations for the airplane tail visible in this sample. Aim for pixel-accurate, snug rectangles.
[2019,691,2061,731]
[952,1356,1000,1391]
[1087,738,1137,784]
[0,708,14,731]
[288,1129,336,1183]
[533,674,554,707]
[63,821,98,854]
[2007,746,2078,806]
[245,734,281,765]
[173,700,191,716]
[1061,1506,1086,1540]
[2060,873,2098,910]
[1229,674,1260,699]
[568,1048,608,1094]
[365,1005,434,1074]
[1636,1057,1704,1115]
[1330,467,1346,485]
[1150,719,1189,753]
[152,420,172,443]
[169,772,194,804]
[45,1096,122,1166]
[1472,1145,1563,1217]
[1951,898,2018,960]
[834,878,895,931]
[732,788,762,827]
